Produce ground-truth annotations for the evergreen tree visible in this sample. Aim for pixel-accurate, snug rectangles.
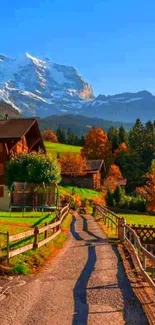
[107,127,119,151]
[119,125,128,144]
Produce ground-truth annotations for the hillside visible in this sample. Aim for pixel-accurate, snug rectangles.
[39,114,133,136]
[0,53,155,122]
[44,141,81,156]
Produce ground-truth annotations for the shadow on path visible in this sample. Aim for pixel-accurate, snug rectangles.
[70,215,83,241]
[72,245,96,325]
[112,245,149,325]
[81,216,105,242]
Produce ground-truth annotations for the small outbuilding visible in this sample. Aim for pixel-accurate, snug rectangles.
[61,159,105,190]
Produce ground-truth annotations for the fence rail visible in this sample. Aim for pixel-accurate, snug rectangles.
[94,204,155,292]
[0,204,70,263]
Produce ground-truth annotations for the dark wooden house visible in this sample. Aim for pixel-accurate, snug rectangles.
[61,159,105,190]
[0,117,45,209]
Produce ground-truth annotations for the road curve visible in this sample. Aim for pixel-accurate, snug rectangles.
[0,214,148,325]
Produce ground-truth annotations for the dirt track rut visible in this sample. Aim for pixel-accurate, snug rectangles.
[0,214,148,325]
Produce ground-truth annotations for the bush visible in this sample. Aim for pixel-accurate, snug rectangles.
[6,153,61,188]
[12,263,30,275]
[113,186,123,204]
[106,189,115,207]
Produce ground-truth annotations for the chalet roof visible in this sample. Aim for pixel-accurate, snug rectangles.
[0,118,36,139]
[117,178,127,186]
[87,159,105,172]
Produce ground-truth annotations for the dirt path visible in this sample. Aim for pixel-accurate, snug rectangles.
[0,214,148,325]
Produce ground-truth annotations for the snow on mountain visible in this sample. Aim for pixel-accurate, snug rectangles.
[0,53,94,117]
[0,53,155,122]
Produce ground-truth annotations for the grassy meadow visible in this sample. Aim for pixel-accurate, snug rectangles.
[44,141,81,156]
[118,213,155,227]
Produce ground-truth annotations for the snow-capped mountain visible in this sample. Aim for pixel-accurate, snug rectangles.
[0,53,155,122]
[0,53,94,117]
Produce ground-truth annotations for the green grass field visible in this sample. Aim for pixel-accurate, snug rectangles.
[59,185,101,200]
[118,213,155,226]
[0,212,56,235]
[44,141,81,156]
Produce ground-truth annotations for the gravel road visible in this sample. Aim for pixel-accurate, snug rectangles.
[0,214,148,325]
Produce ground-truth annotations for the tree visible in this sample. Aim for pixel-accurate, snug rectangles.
[136,161,155,212]
[129,118,144,154]
[67,128,79,145]
[42,129,58,142]
[107,127,119,151]
[119,125,128,144]
[81,127,112,169]
[107,164,123,179]
[59,153,88,176]
[56,127,66,144]
[6,153,61,188]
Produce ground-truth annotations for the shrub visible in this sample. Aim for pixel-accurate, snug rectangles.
[113,186,123,204]
[6,153,61,188]
[106,189,115,207]
[12,263,30,275]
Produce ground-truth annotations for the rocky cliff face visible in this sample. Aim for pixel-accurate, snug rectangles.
[0,53,154,122]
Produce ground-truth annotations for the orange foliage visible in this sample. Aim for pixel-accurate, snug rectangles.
[42,129,58,142]
[136,166,155,211]
[102,164,123,192]
[81,127,111,160]
[91,195,106,206]
[59,153,88,176]
[107,164,123,179]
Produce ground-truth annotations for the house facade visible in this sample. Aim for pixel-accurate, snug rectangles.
[0,117,45,210]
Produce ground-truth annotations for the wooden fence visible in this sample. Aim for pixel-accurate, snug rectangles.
[94,204,155,292]
[1,204,70,263]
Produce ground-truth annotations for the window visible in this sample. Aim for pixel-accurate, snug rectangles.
[0,186,4,197]
[0,143,3,152]
[0,164,4,175]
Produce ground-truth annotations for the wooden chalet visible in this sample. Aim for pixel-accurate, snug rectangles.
[61,159,105,190]
[0,116,45,209]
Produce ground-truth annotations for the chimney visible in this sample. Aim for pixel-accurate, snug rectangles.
[5,114,8,120]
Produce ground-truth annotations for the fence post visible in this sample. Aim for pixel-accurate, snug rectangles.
[33,226,39,249]
[143,253,146,271]
[92,205,96,217]
[118,217,126,240]
[44,223,47,239]
[6,232,9,265]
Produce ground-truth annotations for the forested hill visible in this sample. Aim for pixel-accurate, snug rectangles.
[38,114,133,136]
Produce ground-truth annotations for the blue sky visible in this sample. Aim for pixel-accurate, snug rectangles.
[1,0,155,95]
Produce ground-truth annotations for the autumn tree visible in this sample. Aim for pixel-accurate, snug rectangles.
[136,161,155,212]
[81,127,113,169]
[103,164,123,192]
[59,153,88,176]
[42,129,58,142]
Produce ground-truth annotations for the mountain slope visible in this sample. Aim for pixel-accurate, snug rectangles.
[0,53,93,117]
[0,101,21,118]
[0,53,154,122]
[38,114,133,136]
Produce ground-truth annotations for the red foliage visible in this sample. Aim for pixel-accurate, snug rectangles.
[42,129,58,142]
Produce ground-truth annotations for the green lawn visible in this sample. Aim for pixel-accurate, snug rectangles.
[44,141,81,156]
[118,213,155,226]
[0,212,56,234]
[59,185,101,200]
